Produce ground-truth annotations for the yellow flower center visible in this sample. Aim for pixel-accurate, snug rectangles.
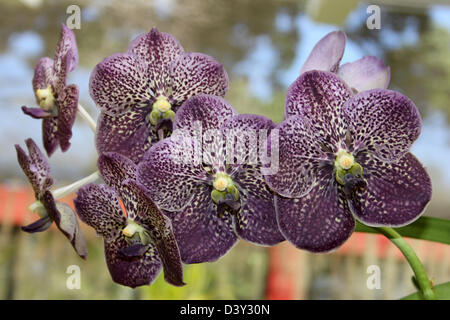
[152,96,171,113]
[213,177,228,191]
[335,149,354,170]
[36,86,55,111]
[213,173,232,192]
[122,220,144,238]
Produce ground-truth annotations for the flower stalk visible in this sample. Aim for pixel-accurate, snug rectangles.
[377,227,435,300]
[28,171,99,213]
[77,104,97,132]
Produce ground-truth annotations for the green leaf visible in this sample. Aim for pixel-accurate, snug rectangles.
[401,281,450,300]
[355,216,450,245]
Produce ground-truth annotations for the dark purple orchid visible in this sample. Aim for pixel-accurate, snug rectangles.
[264,70,432,253]
[74,152,184,288]
[22,24,79,157]
[15,138,87,258]
[299,31,390,96]
[136,94,284,264]
[90,27,229,163]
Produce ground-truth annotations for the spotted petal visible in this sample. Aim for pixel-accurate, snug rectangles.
[299,31,346,75]
[74,183,126,242]
[174,94,237,134]
[164,187,238,264]
[32,57,54,98]
[121,180,184,286]
[264,116,329,198]
[285,71,351,149]
[57,84,79,152]
[104,236,162,288]
[42,190,87,259]
[170,53,229,106]
[15,138,51,196]
[89,53,151,116]
[128,27,184,95]
[53,24,78,76]
[42,117,59,157]
[338,56,390,93]
[137,136,207,212]
[221,114,276,167]
[234,165,284,245]
[275,168,355,253]
[344,89,422,162]
[97,152,136,192]
[350,152,431,227]
[96,105,156,163]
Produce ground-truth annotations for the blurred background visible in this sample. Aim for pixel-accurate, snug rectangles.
[0,0,449,299]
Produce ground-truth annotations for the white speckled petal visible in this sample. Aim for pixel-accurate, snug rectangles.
[89,53,151,116]
[164,187,238,264]
[74,183,126,242]
[344,89,422,162]
[285,70,351,150]
[264,115,329,198]
[350,152,432,227]
[137,135,208,212]
[128,27,184,95]
[275,168,355,253]
[170,53,229,106]
[96,106,157,164]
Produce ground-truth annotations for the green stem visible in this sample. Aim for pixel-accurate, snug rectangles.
[376,227,435,300]
[52,171,99,198]
[28,171,99,214]
[355,218,450,245]
[77,103,97,132]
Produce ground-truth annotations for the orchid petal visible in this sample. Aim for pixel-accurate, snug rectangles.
[344,89,422,162]
[275,169,355,253]
[128,27,184,95]
[137,136,207,212]
[350,152,432,227]
[74,183,126,242]
[338,56,390,92]
[21,106,52,119]
[104,236,162,288]
[164,187,237,264]
[57,84,79,152]
[285,70,351,149]
[42,117,59,157]
[89,53,151,116]
[96,106,157,163]
[170,53,229,106]
[299,31,346,75]
[264,116,328,198]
